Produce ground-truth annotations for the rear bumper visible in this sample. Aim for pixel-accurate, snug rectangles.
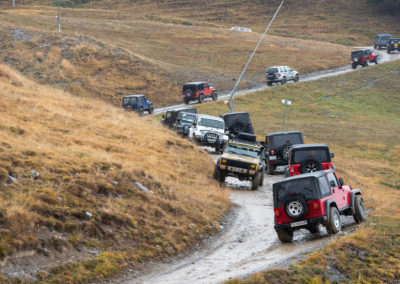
[274,216,327,231]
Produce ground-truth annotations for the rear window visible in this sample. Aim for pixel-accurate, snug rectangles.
[267,68,279,74]
[183,85,197,92]
[271,133,303,147]
[274,178,320,207]
[123,97,137,104]
[351,51,364,57]
[293,149,329,164]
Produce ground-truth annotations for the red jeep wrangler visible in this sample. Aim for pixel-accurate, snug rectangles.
[182,82,217,104]
[286,144,335,177]
[273,170,366,242]
[351,49,378,69]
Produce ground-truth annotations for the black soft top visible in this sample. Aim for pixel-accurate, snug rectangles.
[184,82,206,86]
[123,94,145,98]
[275,170,329,186]
[266,131,302,137]
[291,143,329,150]
[220,112,250,118]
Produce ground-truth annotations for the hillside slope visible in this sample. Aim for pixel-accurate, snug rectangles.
[0,64,230,282]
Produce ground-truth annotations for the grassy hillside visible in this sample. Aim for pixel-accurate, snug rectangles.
[194,60,400,283]
[0,64,230,282]
[0,1,358,107]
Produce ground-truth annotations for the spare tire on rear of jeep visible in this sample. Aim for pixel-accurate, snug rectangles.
[284,197,308,220]
[300,159,322,174]
[279,143,292,161]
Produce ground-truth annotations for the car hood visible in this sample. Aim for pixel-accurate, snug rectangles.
[221,153,260,164]
[195,126,224,134]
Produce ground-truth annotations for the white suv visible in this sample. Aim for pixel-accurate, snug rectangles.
[189,114,229,153]
[266,66,299,86]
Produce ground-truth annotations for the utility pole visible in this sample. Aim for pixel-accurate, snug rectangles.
[58,0,61,33]
[281,99,291,131]
[228,0,284,112]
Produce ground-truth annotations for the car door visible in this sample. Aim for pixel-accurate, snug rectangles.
[203,83,210,96]
[327,172,346,208]
[287,67,294,80]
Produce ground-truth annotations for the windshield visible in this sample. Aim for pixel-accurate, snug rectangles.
[267,68,278,74]
[293,149,329,163]
[198,118,224,129]
[271,133,303,146]
[274,178,320,207]
[225,144,261,159]
[181,113,196,123]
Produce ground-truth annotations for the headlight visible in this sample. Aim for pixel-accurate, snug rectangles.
[250,164,258,171]
[220,159,227,165]
[223,135,229,141]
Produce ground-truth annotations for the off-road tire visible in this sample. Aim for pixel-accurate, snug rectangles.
[213,165,225,183]
[139,107,144,116]
[184,98,190,105]
[276,229,293,243]
[387,49,391,54]
[352,63,357,70]
[374,43,377,49]
[281,77,287,84]
[280,143,292,162]
[326,206,341,235]
[294,74,299,82]
[363,59,369,67]
[198,94,205,103]
[374,57,379,64]
[300,159,322,174]
[308,224,320,234]
[148,105,154,114]
[267,162,275,175]
[259,168,265,186]
[251,172,261,190]
[284,197,308,220]
[267,81,273,86]
[353,196,366,224]
[212,92,218,101]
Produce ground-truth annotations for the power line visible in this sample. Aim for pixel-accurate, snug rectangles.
[228,0,285,112]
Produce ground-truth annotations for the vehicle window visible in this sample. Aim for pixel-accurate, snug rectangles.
[198,84,204,90]
[181,113,196,123]
[382,35,391,40]
[267,68,279,74]
[198,118,224,129]
[129,97,138,104]
[327,172,338,188]
[225,144,261,159]
[276,178,319,206]
[271,133,302,146]
[293,149,329,164]
[166,113,172,119]
[283,67,288,72]
[123,98,128,104]
[318,177,331,197]
[203,84,209,89]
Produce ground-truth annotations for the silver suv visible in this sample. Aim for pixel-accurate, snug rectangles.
[188,114,229,153]
[266,66,299,86]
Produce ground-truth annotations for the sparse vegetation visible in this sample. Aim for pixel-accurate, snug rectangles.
[193,60,400,283]
[0,64,230,281]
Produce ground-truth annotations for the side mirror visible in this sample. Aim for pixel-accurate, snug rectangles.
[330,153,335,158]
[339,177,344,187]
[162,115,165,119]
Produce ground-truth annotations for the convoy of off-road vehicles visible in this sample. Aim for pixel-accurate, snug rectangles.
[121,31,400,243]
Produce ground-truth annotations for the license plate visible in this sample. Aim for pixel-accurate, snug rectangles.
[231,167,244,173]
[290,220,307,228]
[269,155,276,161]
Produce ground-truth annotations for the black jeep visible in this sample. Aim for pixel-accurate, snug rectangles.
[265,131,304,175]
[220,112,254,139]
[122,94,153,116]
[161,108,197,129]
[387,38,400,54]
[286,144,335,177]
[173,111,197,137]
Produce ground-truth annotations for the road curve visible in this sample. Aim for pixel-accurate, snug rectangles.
[153,48,400,115]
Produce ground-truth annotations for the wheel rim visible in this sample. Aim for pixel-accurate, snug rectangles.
[333,211,340,229]
[287,201,303,217]
[305,162,318,172]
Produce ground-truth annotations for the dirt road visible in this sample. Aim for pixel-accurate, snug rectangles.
[124,149,356,284]
[154,48,400,115]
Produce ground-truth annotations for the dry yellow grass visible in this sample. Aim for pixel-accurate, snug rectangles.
[0,63,230,281]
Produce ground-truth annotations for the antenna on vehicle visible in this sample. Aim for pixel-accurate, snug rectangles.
[58,0,61,33]
[228,0,285,112]
[12,0,15,8]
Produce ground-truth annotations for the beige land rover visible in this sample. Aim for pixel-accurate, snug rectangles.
[214,133,265,190]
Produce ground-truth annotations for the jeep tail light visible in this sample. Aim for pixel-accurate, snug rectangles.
[278,73,281,77]
[275,210,280,217]
[270,149,275,155]
[220,159,227,165]
[312,201,319,210]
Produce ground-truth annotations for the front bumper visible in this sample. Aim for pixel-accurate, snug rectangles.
[218,165,257,176]
[274,216,327,231]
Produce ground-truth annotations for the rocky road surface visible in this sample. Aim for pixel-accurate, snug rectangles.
[153,47,400,115]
